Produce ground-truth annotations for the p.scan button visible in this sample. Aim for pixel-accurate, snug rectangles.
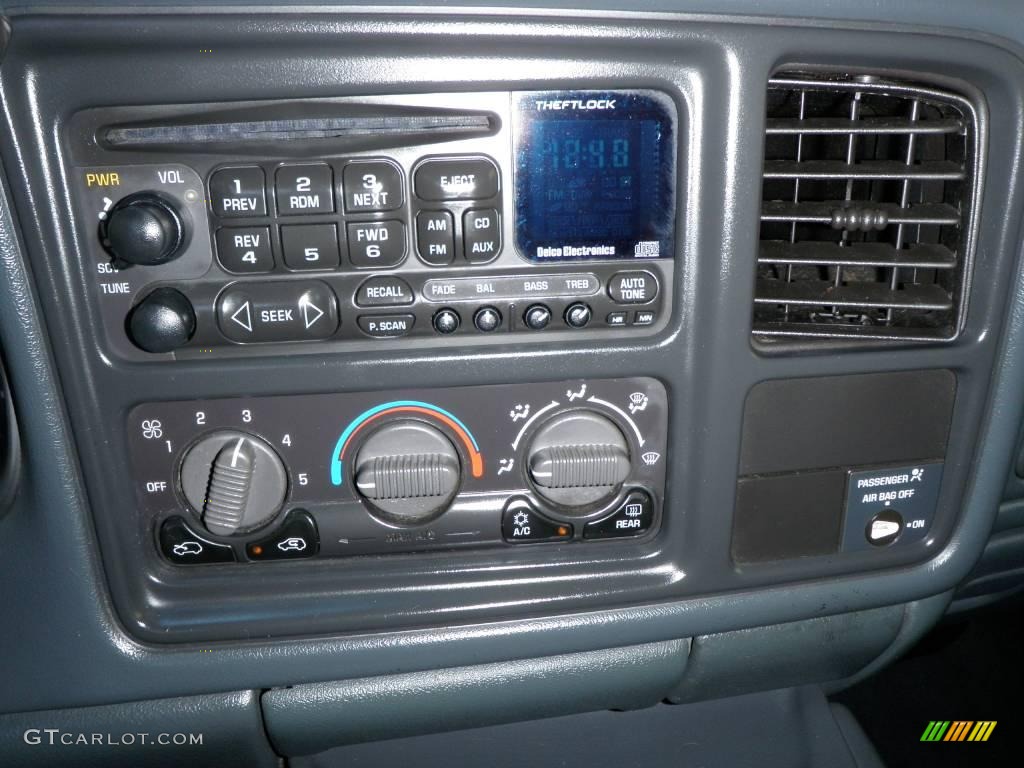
[218,281,338,343]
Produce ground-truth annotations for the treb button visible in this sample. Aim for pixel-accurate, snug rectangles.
[217,281,339,343]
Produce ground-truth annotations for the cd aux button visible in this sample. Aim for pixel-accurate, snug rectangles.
[355,276,414,307]
[217,281,339,343]
[463,208,500,263]
[414,157,500,201]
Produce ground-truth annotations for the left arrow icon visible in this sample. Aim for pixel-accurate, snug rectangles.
[230,301,253,332]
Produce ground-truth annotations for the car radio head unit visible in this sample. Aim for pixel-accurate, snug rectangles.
[514,91,676,263]
[67,89,679,359]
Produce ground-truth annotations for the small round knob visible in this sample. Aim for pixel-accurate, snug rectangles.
[180,431,288,536]
[353,419,461,525]
[433,308,460,335]
[564,303,592,329]
[127,288,196,353]
[101,192,188,266]
[473,306,501,333]
[523,304,551,330]
[526,410,630,511]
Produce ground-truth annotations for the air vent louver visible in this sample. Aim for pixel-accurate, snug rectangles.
[755,73,978,341]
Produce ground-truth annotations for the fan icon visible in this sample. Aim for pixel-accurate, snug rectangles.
[513,511,530,527]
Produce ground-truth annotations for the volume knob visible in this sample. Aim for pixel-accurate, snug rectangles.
[101,192,188,266]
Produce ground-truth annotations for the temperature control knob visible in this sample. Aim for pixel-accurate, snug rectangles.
[179,430,288,536]
[100,192,188,266]
[353,420,461,525]
[526,410,630,511]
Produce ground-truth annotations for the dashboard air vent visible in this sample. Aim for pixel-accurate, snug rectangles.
[755,73,978,341]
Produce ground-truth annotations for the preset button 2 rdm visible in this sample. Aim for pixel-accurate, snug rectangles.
[128,377,668,565]
[69,90,677,358]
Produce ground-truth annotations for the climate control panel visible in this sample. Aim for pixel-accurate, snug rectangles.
[128,377,668,565]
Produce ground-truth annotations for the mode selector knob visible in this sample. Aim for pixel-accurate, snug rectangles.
[353,420,461,525]
[179,431,288,536]
[100,192,189,266]
[527,410,631,511]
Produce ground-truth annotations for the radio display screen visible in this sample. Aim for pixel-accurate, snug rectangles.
[513,91,676,262]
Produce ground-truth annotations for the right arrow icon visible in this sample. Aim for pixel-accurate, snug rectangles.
[300,297,324,329]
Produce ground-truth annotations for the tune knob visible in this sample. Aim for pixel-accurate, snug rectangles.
[100,192,188,266]
[526,410,631,511]
[127,287,196,353]
[352,420,461,525]
[179,430,288,536]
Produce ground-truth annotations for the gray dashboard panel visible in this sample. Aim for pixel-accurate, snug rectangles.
[0,2,1023,724]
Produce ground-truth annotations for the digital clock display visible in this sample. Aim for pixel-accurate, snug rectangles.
[514,91,676,262]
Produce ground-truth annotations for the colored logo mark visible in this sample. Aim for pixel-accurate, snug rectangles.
[920,721,997,742]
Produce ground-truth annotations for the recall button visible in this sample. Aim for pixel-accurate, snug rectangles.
[609,271,659,304]
[415,157,500,201]
[355,276,414,307]
[217,281,339,343]
[357,314,415,338]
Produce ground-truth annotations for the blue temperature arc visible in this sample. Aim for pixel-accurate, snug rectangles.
[330,400,482,486]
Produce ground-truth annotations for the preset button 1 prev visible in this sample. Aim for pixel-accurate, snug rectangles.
[218,281,339,343]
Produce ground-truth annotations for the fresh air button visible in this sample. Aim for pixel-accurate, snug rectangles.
[463,208,501,263]
[348,221,406,268]
[159,517,235,565]
[416,211,455,265]
[217,280,338,343]
[216,226,274,273]
[866,510,904,547]
[358,314,415,338]
[502,499,572,543]
[209,167,266,217]
[415,157,500,201]
[343,161,403,212]
[841,462,943,552]
[609,271,658,304]
[583,491,654,539]
[355,276,414,307]
[281,223,341,271]
[246,510,319,561]
[276,164,334,215]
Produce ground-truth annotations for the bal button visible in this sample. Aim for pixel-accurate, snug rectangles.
[473,306,502,333]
